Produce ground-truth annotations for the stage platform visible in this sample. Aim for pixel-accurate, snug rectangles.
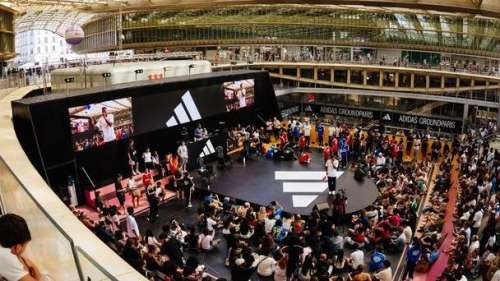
[198,150,379,216]
[77,176,177,222]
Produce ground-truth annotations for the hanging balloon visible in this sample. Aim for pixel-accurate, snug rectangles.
[65,25,85,45]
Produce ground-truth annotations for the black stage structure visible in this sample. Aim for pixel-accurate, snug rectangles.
[199,150,379,216]
[12,70,279,203]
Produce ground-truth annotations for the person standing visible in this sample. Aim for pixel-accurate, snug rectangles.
[142,147,153,170]
[114,174,126,212]
[316,122,324,147]
[128,176,140,208]
[413,136,421,161]
[126,207,141,239]
[340,137,349,169]
[0,214,42,281]
[325,155,339,195]
[128,140,140,176]
[181,172,195,208]
[146,184,159,223]
[403,238,422,281]
[328,123,335,145]
[273,117,281,139]
[177,141,189,172]
[406,133,414,158]
[142,168,153,188]
[303,122,311,148]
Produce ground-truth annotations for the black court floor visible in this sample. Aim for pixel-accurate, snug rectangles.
[198,150,379,216]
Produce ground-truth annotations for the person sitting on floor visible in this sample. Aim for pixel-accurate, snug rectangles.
[299,151,311,165]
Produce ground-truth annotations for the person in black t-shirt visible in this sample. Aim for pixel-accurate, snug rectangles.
[146,184,158,222]
[180,172,195,208]
[282,239,304,280]
[114,174,126,211]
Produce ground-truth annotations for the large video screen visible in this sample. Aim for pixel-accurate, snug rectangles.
[133,84,227,135]
[69,98,134,151]
[223,79,255,111]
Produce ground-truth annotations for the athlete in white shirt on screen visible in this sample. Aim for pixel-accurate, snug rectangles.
[237,84,247,108]
[96,107,116,142]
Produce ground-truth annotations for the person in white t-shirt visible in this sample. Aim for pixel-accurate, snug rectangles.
[237,84,247,108]
[198,229,220,251]
[350,248,365,270]
[324,155,339,195]
[256,254,276,277]
[206,216,219,232]
[0,214,42,281]
[126,207,141,239]
[303,122,311,147]
[472,208,483,235]
[95,107,115,143]
[142,147,153,170]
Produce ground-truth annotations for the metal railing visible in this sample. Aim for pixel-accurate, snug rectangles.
[0,156,119,281]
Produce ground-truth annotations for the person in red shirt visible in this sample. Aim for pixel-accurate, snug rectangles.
[299,134,306,152]
[168,154,179,175]
[299,151,311,165]
[279,130,288,149]
[391,142,399,165]
[323,146,331,162]
[142,168,153,187]
[331,137,339,157]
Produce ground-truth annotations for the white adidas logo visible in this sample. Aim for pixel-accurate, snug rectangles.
[199,140,216,158]
[275,171,344,207]
[382,114,391,121]
[165,90,202,127]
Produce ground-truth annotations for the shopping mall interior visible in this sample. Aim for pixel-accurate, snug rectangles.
[0,1,500,281]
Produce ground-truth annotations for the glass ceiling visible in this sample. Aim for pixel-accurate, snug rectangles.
[1,0,125,36]
[15,7,95,36]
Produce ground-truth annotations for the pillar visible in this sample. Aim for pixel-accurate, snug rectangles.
[462,104,469,133]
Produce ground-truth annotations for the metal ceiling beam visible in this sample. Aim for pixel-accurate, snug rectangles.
[275,87,500,108]
[78,0,500,19]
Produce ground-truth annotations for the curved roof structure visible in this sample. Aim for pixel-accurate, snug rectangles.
[2,0,124,35]
[74,4,500,58]
[81,0,500,19]
[15,7,93,35]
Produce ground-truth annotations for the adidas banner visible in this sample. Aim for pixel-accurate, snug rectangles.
[279,103,461,132]
[133,84,227,135]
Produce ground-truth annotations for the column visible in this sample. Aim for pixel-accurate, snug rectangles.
[462,104,469,133]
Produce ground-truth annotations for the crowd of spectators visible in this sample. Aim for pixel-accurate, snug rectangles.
[66,116,498,281]
[436,130,500,281]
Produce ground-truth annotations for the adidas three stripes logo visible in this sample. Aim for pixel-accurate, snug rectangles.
[199,140,216,158]
[165,91,202,127]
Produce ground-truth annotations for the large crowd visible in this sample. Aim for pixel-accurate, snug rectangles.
[71,117,499,281]
[2,114,498,281]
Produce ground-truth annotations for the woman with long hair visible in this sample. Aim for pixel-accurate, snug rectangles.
[333,249,346,275]
[298,254,314,281]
